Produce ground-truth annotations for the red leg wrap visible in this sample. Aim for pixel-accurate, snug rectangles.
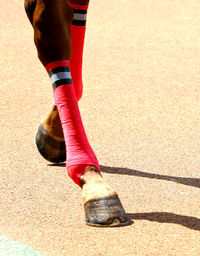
[46,60,100,186]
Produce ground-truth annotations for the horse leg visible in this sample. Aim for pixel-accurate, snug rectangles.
[24,0,130,226]
[33,0,91,163]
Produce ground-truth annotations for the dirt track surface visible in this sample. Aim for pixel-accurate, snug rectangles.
[0,0,200,255]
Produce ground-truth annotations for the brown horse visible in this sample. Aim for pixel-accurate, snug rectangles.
[24,0,130,227]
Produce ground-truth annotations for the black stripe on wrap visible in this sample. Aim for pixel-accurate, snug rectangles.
[52,78,73,90]
[72,20,86,26]
[73,9,87,14]
[48,66,70,77]
[72,8,87,26]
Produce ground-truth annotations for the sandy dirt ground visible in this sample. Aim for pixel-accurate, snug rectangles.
[0,0,200,255]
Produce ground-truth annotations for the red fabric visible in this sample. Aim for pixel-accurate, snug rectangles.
[68,3,88,10]
[69,4,88,101]
[45,60,100,186]
[46,60,70,72]
[70,25,85,101]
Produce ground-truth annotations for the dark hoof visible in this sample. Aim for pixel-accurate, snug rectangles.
[35,123,66,163]
[84,194,131,227]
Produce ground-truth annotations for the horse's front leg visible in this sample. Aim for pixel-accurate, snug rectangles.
[24,0,130,227]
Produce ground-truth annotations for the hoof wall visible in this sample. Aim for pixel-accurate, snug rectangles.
[35,124,66,163]
[84,194,131,227]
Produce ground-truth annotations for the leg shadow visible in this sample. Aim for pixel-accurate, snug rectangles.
[48,163,66,167]
[100,166,200,189]
[127,212,200,231]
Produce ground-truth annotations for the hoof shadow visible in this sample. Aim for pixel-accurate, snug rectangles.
[127,212,200,231]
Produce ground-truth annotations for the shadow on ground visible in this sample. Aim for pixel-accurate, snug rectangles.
[100,166,200,189]
[48,163,66,167]
[127,212,200,231]
[49,163,200,188]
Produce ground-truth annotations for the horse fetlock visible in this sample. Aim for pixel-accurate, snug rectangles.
[81,166,115,203]
[43,105,64,139]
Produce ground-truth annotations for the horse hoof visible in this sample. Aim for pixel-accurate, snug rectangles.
[35,123,66,163]
[84,194,131,227]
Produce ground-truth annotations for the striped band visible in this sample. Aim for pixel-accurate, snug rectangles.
[47,66,72,90]
[72,9,87,26]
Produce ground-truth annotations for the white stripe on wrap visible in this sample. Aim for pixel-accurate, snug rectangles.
[50,72,72,84]
[73,13,87,21]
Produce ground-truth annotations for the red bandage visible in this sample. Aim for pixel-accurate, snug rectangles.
[46,60,100,186]
[69,4,88,101]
